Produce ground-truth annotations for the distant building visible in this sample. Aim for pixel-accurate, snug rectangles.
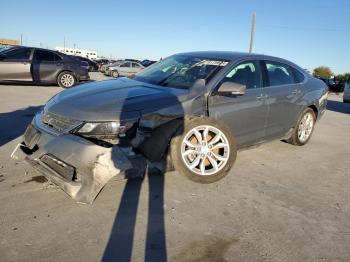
[0,38,20,47]
[55,47,97,60]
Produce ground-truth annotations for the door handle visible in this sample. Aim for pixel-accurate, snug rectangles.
[292,89,301,95]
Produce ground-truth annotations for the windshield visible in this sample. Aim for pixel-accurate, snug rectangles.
[133,55,228,89]
[0,46,11,53]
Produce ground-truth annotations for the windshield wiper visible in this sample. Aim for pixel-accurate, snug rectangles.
[157,69,180,86]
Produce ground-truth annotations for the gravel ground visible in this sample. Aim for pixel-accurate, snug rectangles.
[0,73,349,262]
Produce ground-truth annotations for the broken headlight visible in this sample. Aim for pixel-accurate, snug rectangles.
[75,121,132,144]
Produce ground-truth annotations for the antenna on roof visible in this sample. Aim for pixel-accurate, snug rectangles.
[249,13,256,53]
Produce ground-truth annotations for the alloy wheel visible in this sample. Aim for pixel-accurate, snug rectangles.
[181,125,230,176]
[61,74,75,87]
[298,112,314,143]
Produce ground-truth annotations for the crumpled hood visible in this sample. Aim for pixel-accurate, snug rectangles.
[46,78,188,121]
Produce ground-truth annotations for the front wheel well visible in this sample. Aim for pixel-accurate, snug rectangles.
[308,105,318,119]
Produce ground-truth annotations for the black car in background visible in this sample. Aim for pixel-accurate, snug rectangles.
[0,46,89,88]
[73,56,98,72]
[319,77,344,92]
[141,59,157,67]
[95,59,110,70]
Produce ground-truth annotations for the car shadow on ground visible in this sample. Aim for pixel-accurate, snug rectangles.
[0,106,42,146]
[102,173,167,262]
[327,100,350,114]
[0,81,56,87]
[102,85,185,262]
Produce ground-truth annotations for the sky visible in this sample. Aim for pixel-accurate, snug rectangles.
[0,0,349,74]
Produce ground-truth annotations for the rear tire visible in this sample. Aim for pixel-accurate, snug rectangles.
[170,118,237,183]
[287,108,316,146]
[57,71,76,88]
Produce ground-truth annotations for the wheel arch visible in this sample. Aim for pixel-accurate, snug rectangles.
[56,70,76,82]
[136,115,233,163]
[136,117,184,162]
[308,104,318,120]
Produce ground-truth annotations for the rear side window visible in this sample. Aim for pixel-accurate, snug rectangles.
[2,48,31,60]
[221,61,261,89]
[53,53,62,61]
[132,62,141,68]
[292,68,305,83]
[33,50,61,62]
[265,61,294,86]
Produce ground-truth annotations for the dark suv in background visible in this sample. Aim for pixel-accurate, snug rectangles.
[0,46,89,88]
[319,77,344,92]
[73,56,98,72]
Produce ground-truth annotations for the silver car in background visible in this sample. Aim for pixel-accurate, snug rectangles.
[343,76,350,103]
[105,61,144,78]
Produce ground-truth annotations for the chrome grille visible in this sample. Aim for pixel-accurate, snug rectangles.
[41,111,81,133]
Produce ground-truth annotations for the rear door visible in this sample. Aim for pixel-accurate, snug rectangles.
[208,60,268,146]
[0,47,33,81]
[32,49,63,82]
[131,62,143,75]
[118,62,132,76]
[262,60,304,137]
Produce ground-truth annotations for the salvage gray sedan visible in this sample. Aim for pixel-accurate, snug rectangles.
[12,51,328,203]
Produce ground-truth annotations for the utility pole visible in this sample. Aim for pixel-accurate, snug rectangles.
[249,13,256,53]
[20,33,23,45]
[63,36,66,52]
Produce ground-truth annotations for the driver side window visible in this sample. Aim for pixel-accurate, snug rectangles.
[2,48,32,61]
[221,61,261,89]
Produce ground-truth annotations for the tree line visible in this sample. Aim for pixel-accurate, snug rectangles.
[313,66,349,82]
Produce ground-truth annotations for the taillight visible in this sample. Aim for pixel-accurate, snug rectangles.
[80,62,89,70]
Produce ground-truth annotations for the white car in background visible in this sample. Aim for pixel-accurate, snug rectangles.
[344,76,350,103]
[106,61,144,78]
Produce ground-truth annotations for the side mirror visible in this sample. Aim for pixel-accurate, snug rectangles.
[218,82,246,95]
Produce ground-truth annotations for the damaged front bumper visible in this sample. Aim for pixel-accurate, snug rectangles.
[11,114,134,204]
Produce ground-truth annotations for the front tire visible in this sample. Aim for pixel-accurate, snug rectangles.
[170,118,237,183]
[287,108,316,146]
[112,71,119,78]
[57,71,76,88]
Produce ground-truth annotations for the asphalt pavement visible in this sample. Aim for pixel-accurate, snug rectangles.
[0,73,349,262]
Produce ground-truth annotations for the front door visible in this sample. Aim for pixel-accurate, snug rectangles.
[0,47,33,81]
[208,60,268,147]
[118,62,132,76]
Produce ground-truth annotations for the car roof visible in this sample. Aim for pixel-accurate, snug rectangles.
[176,51,256,61]
[4,46,63,54]
[176,51,305,71]
[176,51,289,62]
